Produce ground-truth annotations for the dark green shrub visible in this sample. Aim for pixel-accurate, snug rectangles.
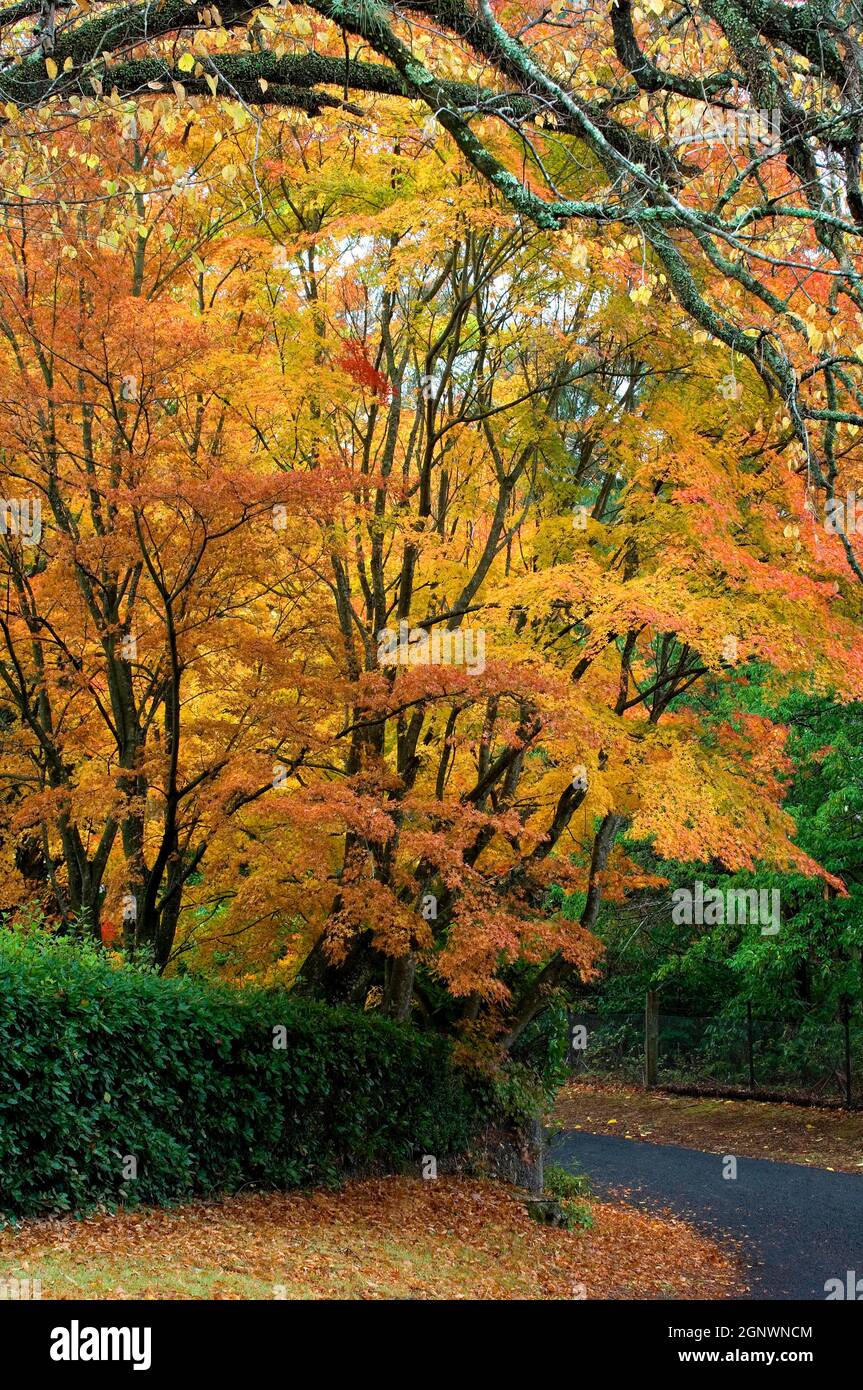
[0,935,502,1218]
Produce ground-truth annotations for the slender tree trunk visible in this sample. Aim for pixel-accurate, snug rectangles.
[384,953,415,1020]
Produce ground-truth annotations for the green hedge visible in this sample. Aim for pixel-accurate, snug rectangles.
[0,935,497,1218]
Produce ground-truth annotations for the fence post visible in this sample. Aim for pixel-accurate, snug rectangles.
[644,990,659,1088]
[746,1001,755,1091]
[841,997,853,1109]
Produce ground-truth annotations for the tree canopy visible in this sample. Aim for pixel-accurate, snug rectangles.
[1,0,862,1055]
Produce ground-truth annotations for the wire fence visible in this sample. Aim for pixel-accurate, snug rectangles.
[566,1002,863,1108]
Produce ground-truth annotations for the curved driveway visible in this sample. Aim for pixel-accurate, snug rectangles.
[550,1129,863,1299]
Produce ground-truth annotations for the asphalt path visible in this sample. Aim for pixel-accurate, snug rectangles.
[549,1129,863,1299]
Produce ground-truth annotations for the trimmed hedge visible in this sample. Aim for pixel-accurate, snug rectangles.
[0,935,498,1218]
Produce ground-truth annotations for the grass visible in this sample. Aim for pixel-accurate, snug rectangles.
[0,1175,745,1300]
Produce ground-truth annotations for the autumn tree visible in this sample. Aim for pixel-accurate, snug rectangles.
[132,110,861,1047]
[0,114,328,964]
